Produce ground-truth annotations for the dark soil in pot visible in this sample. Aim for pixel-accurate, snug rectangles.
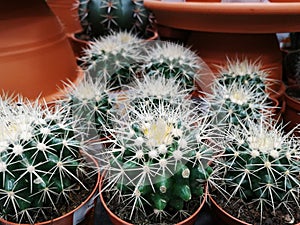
[286,87,300,102]
[102,190,204,225]
[212,191,300,225]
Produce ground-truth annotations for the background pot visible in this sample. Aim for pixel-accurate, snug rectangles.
[283,84,300,136]
[0,0,79,102]
[0,152,100,225]
[99,174,207,225]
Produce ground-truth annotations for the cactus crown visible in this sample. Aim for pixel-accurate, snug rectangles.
[210,118,300,224]
[77,0,153,39]
[143,41,204,91]
[0,96,92,223]
[59,76,115,141]
[98,96,217,223]
[82,31,145,89]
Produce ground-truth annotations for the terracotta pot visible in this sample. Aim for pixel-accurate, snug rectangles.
[0,0,79,102]
[143,0,300,94]
[47,0,83,34]
[0,152,100,225]
[99,174,207,225]
[283,84,300,136]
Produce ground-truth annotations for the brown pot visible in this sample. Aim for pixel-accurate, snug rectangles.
[0,0,80,102]
[99,174,207,225]
[143,0,300,94]
[0,152,100,225]
[47,0,83,34]
[283,84,300,136]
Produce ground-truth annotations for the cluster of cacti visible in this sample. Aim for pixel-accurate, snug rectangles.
[81,31,146,89]
[143,41,205,91]
[77,0,153,39]
[0,96,92,223]
[210,118,300,224]
[98,95,218,223]
[59,76,115,140]
[206,59,276,128]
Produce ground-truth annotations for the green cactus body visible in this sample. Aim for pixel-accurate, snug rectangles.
[143,42,204,91]
[78,0,152,39]
[99,97,218,223]
[0,97,91,223]
[81,31,145,89]
[212,119,300,223]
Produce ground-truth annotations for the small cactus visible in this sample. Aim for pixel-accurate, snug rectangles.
[98,97,218,223]
[81,31,145,89]
[143,41,206,91]
[210,118,300,224]
[0,95,94,223]
[77,0,153,39]
[59,76,115,141]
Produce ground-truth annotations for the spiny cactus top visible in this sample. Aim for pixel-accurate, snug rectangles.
[82,31,146,89]
[59,76,115,141]
[0,96,92,224]
[143,41,205,91]
[216,58,273,94]
[210,118,300,224]
[77,0,153,39]
[206,80,275,128]
[98,98,219,223]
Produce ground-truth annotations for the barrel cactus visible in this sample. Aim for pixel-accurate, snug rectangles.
[82,31,146,89]
[210,118,300,224]
[59,76,115,141]
[77,0,153,39]
[98,97,218,223]
[0,96,94,223]
[143,41,206,91]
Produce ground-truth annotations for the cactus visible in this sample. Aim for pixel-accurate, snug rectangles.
[206,80,275,129]
[81,31,146,89]
[216,58,274,94]
[98,97,218,224]
[77,0,153,39]
[210,118,300,224]
[143,41,205,91]
[59,76,115,141]
[0,96,94,223]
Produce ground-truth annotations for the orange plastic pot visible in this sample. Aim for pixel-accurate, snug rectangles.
[47,0,83,34]
[0,0,80,102]
[99,174,207,225]
[0,152,100,225]
[283,84,300,136]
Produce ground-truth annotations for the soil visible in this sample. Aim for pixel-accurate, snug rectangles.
[102,191,204,225]
[212,191,300,225]
[286,87,300,102]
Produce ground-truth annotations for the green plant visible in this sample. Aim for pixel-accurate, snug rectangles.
[77,0,153,39]
[81,31,145,89]
[98,97,219,224]
[143,41,205,91]
[0,96,93,224]
[209,118,300,224]
[59,76,115,140]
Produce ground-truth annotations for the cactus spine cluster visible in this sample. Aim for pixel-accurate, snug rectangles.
[143,42,205,91]
[210,119,300,224]
[77,0,153,39]
[82,31,145,89]
[0,96,92,223]
[99,92,217,223]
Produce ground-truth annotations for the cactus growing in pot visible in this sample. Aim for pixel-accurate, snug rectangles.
[143,41,209,92]
[77,0,154,40]
[81,31,146,89]
[209,118,300,225]
[0,95,97,224]
[97,96,219,224]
